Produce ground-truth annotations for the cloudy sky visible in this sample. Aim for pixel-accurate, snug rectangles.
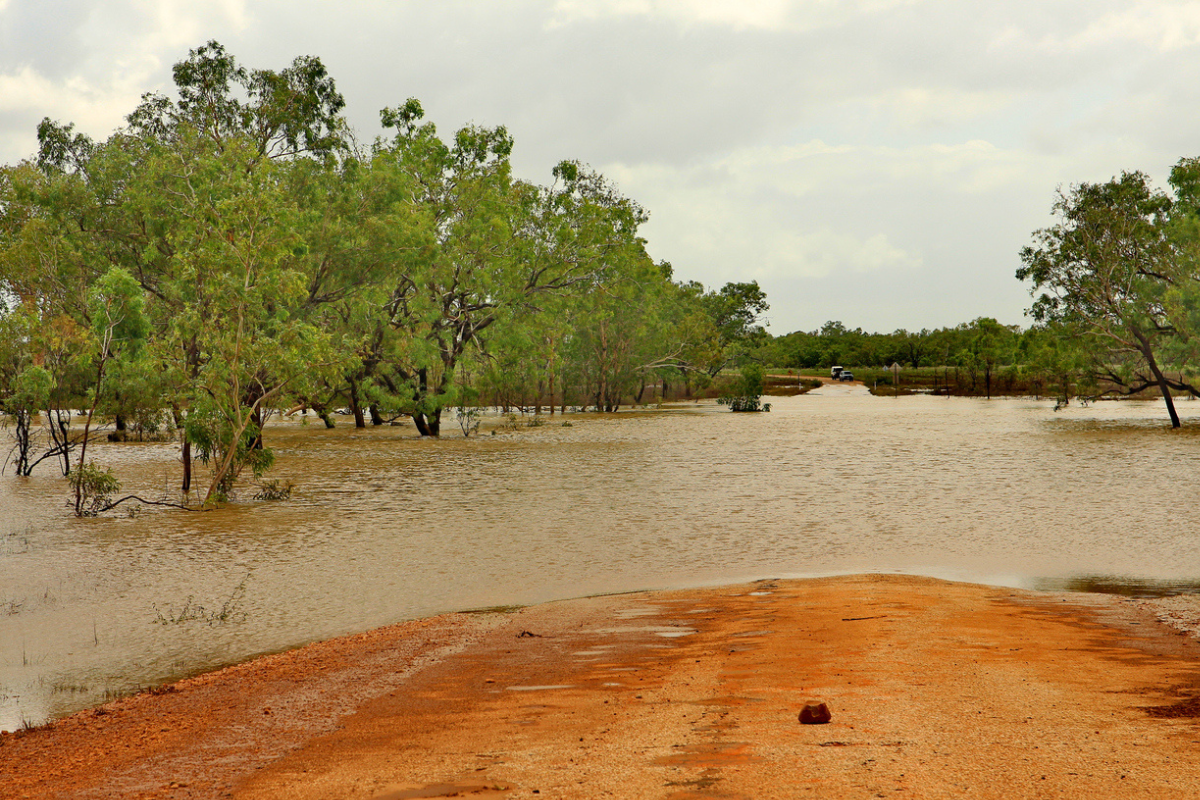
[3,1,1199,335]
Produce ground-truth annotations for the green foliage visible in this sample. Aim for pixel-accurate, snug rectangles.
[1,39,787,509]
[1017,169,1199,426]
[252,479,294,501]
[9,365,54,411]
[69,462,120,517]
[718,363,771,412]
[184,407,275,502]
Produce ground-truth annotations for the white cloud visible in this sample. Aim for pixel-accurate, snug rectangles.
[128,0,250,52]
[987,3,1200,56]
[703,138,1050,203]
[1069,4,1200,52]
[0,63,148,138]
[0,0,256,153]
[0,66,58,113]
[549,0,794,30]
[861,87,1019,132]
[760,228,922,279]
[549,0,921,31]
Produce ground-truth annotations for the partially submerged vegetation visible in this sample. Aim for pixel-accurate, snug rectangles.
[751,162,1200,423]
[718,363,770,412]
[7,44,1200,518]
[0,42,770,512]
[152,574,250,626]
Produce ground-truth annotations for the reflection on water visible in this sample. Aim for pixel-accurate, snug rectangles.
[1035,576,1200,597]
[2,391,1200,730]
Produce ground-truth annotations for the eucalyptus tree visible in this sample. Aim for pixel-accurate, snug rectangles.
[960,317,1018,399]
[71,267,149,513]
[0,310,55,476]
[1017,172,1191,426]
[698,280,770,376]
[653,271,724,393]
[1161,157,1200,374]
[1017,323,1094,403]
[10,42,354,499]
[141,131,349,502]
[375,101,650,435]
[0,154,104,475]
[566,255,702,411]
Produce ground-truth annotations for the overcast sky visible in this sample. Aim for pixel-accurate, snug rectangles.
[3,1,1199,335]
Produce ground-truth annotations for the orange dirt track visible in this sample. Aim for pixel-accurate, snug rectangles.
[3,574,1200,799]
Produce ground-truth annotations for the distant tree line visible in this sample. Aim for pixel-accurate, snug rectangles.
[753,159,1200,427]
[0,42,768,509]
[750,317,1088,401]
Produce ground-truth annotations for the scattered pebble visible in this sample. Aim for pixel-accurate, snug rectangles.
[800,700,832,724]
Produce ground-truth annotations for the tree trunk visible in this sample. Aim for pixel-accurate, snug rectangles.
[412,409,441,436]
[348,378,366,429]
[181,438,192,494]
[1132,330,1181,428]
[1146,353,1181,428]
[249,406,265,450]
[14,411,32,476]
[310,402,335,429]
[172,406,191,493]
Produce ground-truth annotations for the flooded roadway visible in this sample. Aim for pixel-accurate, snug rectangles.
[3,388,1200,729]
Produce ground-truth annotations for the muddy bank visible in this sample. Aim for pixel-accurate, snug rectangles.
[4,575,1200,799]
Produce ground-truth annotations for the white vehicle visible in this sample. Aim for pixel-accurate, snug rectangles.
[830,365,844,379]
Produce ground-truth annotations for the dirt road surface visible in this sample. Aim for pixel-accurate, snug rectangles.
[4,574,1200,799]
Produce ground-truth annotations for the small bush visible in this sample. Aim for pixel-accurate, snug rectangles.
[70,462,120,516]
[718,363,771,412]
[153,575,250,626]
[252,479,294,501]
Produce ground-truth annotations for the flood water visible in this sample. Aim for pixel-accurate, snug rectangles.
[3,386,1200,730]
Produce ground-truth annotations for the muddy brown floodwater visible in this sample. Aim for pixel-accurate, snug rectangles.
[2,387,1200,731]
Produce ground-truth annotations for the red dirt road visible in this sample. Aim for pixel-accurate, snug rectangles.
[4,575,1200,799]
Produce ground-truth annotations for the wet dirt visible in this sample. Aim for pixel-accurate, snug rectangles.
[5,575,1200,799]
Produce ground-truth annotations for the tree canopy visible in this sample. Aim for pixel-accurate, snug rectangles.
[1017,167,1200,427]
[0,41,770,508]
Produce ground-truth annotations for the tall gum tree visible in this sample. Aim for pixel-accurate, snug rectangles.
[16,42,353,498]
[376,101,649,435]
[1017,171,1192,427]
[1162,157,1200,377]
[140,131,346,503]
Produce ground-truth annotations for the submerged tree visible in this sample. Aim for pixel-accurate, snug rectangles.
[374,104,653,434]
[718,362,770,412]
[0,39,764,510]
[1017,172,1193,427]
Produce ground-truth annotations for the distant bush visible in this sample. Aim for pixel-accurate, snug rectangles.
[719,363,771,412]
